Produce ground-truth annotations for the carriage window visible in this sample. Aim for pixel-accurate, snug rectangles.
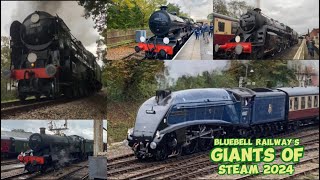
[315,96,319,108]
[289,98,293,111]
[307,96,312,108]
[218,22,225,32]
[301,97,306,109]
[294,97,299,110]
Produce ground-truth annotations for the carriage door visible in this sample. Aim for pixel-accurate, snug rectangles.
[241,96,253,125]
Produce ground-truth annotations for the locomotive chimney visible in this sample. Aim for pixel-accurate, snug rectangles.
[40,127,46,134]
[160,6,168,11]
[256,0,261,8]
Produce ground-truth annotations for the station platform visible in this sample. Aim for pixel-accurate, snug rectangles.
[173,33,213,60]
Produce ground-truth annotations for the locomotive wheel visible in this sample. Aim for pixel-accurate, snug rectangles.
[35,94,41,100]
[19,95,26,102]
[154,146,168,161]
[182,139,198,155]
[198,138,212,151]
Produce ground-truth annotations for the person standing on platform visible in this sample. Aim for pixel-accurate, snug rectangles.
[203,23,210,44]
[306,36,315,58]
[195,26,200,40]
[209,24,214,37]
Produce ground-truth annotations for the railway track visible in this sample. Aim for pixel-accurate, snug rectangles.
[107,126,319,179]
[1,97,74,118]
[1,160,19,166]
[1,171,40,180]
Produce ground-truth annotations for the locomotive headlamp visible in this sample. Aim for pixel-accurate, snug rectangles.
[140,36,146,43]
[45,64,57,77]
[2,69,12,79]
[150,142,157,149]
[31,13,40,23]
[235,44,243,55]
[31,63,35,67]
[215,44,220,52]
[163,37,170,45]
[235,36,241,43]
[27,53,37,63]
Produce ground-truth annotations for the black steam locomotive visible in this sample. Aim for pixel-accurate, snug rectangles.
[135,6,195,59]
[18,128,93,173]
[215,8,299,59]
[6,11,102,101]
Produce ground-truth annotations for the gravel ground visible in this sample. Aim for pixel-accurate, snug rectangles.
[107,43,136,60]
[1,91,107,120]
[107,141,133,159]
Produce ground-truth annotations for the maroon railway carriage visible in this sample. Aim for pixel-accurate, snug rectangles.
[278,87,319,124]
[213,12,239,53]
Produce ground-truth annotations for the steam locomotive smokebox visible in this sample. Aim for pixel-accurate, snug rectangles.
[135,30,147,43]
[89,156,107,179]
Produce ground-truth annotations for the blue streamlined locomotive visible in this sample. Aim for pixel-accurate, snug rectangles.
[127,87,319,160]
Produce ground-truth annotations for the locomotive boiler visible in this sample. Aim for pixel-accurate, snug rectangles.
[135,6,194,59]
[6,11,102,101]
[127,87,319,161]
[18,128,93,173]
[215,8,299,59]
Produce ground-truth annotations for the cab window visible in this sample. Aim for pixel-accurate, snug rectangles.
[315,96,319,108]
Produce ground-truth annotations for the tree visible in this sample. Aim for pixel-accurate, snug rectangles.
[213,0,229,16]
[105,60,165,101]
[225,60,298,88]
[227,0,254,18]
[167,3,188,17]
[78,1,109,32]
[11,129,26,132]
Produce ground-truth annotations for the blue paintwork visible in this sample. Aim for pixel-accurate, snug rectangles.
[251,92,287,125]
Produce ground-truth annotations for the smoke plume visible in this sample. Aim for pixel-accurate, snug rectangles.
[11,1,100,54]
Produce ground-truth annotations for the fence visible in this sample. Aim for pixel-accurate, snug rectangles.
[106,28,152,48]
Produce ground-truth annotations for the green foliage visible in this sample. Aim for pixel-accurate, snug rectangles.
[172,71,238,91]
[78,1,109,32]
[105,60,165,101]
[226,61,298,88]
[1,36,17,102]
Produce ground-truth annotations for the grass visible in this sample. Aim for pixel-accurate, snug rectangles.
[107,100,144,144]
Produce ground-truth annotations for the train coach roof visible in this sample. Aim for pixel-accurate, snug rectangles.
[212,12,239,22]
[1,131,33,140]
[277,87,319,96]
[171,88,232,104]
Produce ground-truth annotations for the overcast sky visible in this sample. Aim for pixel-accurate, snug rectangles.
[224,0,319,35]
[165,60,228,80]
[1,1,100,56]
[1,120,107,142]
[168,0,213,20]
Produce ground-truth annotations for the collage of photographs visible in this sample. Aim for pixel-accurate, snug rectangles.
[0,0,319,180]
